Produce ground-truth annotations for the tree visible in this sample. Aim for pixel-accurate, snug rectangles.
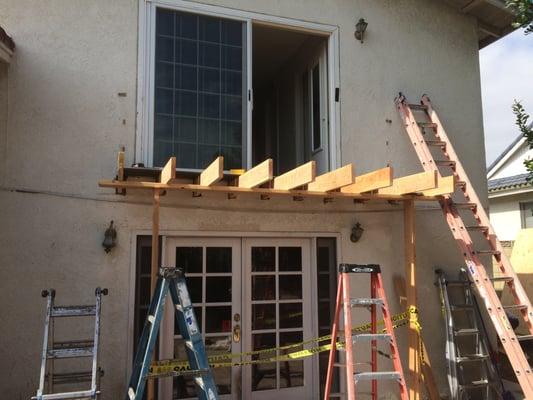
[506,0,533,34]
[511,101,533,181]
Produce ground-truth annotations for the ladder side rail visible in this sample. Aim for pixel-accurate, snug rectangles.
[436,272,460,400]
[126,275,169,400]
[169,275,219,400]
[374,272,408,400]
[421,95,533,334]
[37,290,54,399]
[342,273,356,400]
[323,276,344,400]
[443,201,533,396]
[370,273,377,400]
[90,289,103,397]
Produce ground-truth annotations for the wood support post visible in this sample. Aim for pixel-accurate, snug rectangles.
[404,199,421,400]
[147,188,161,400]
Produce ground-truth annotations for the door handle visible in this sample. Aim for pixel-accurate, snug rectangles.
[233,324,241,343]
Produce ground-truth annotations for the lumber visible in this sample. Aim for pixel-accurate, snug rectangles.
[160,157,176,184]
[307,164,354,192]
[199,156,224,186]
[378,171,436,195]
[393,275,441,400]
[404,199,421,400]
[421,175,454,197]
[273,161,316,190]
[238,159,273,188]
[116,151,125,195]
[340,166,393,194]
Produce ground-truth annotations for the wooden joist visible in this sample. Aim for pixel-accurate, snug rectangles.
[421,175,455,197]
[340,167,393,194]
[116,151,126,195]
[273,161,316,190]
[307,164,354,192]
[199,156,224,186]
[160,157,176,184]
[238,159,273,189]
[378,171,437,195]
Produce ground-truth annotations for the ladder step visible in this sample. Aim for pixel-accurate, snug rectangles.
[503,304,528,311]
[32,390,97,400]
[51,371,95,384]
[349,298,383,307]
[461,380,489,389]
[51,305,96,317]
[455,180,466,188]
[409,103,428,111]
[450,304,474,311]
[425,140,446,148]
[454,328,479,336]
[48,347,94,359]
[517,334,533,342]
[465,225,489,232]
[352,333,391,342]
[475,249,501,256]
[435,160,456,168]
[457,354,489,363]
[417,122,437,129]
[490,276,513,283]
[354,371,401,381]
[453,202,477,210]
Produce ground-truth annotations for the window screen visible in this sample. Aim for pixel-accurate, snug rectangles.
[154,8,245,169]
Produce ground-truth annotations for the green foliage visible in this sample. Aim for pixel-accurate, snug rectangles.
[512,100,533,180]
[506,0,533,34]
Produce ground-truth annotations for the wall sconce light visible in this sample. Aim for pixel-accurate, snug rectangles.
[102,221,117,253]
[350,222,364,243]
[355,18,368,43]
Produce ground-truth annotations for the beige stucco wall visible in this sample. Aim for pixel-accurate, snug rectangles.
[489,191,533,241]
[0,0,487,398]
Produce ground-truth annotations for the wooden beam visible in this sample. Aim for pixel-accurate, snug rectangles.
[340,167,393,194]
[238,159,273,188]
[116,151,125,195]
[273,161,316,190]
[421,175,455,197]
[378,171,436,195]
[307,164,354,192]
[160,157,176,184]
[199,156,224,186]
[393,276,441,400]
[98,179,445,202]
[404,200,421,400]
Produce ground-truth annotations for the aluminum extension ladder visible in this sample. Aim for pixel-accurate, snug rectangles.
[323,263,408,400]
[33,288,107,400]
[125,266,219,400]
[396,93,533,397]
[436,269,502,400]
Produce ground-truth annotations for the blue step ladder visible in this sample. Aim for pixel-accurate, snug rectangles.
[126,267,219,400]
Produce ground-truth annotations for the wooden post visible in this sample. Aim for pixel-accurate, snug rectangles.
[147,188,161,400]
[404,199,421,400]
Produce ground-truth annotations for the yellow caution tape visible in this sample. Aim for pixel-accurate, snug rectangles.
[149,310,411,377]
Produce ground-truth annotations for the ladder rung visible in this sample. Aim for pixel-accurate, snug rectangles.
[425,140,446,148]
[517,335,533,342]
[48,343,94,359]
[461,380,489,389]
[453,202,477,209]
[417,122,437,129]
[491,276,514,283]
[503,304,528,311]
[454,328,479,336]
[352,334,391,342]
[51,371,94,384]
[32,390,97,400]
[349,298,383,307]
[475,249,501,256]
[450,304,473,311]
[445,280,469,287]
[457,354,489,363]
[51,305,96,317]
[465,225,489,232]
[435,160,456,168]
[354,371,401,381]
[409,103,428,111]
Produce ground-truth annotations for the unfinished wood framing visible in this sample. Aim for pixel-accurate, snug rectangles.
[238,159,273,188]
[199,156,224,186]
[307,164,354,192]
[116,151,125,195]
[378,171,436,195]
[160,157,176,184]
[273,161,316,190]
[421,175,455,197]
[340,166,393,193]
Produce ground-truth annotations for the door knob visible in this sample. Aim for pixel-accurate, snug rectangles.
[233,324,241,343]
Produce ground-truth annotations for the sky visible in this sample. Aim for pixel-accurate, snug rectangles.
[480,28,533,167]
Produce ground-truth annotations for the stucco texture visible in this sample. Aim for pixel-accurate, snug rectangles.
[0,0,488,398]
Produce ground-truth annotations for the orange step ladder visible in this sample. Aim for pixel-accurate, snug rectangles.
[323,264,408,400]
[396,93,533,397]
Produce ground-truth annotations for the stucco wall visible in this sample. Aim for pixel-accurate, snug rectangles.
[491,142,533,179]
[489,191,533,241]
[0,0,487,398]
[0,62,7,186]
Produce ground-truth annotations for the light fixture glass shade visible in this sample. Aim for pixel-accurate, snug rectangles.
[355,18,368,42]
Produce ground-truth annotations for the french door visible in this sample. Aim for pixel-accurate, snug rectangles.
[160,237,314,399]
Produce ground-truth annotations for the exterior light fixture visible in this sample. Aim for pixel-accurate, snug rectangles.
[350,222,364,243]
[355,18,368,43]
[102,221,117,253]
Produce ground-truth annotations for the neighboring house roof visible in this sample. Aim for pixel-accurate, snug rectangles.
[488,172,531,193]
[0,25,14,52]
[487,133,524,175]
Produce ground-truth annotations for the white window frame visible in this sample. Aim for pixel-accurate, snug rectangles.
[137,0,341,170]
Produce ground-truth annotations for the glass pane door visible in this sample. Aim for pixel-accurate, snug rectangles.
[161,238,242,400]
[243,238,313,399]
